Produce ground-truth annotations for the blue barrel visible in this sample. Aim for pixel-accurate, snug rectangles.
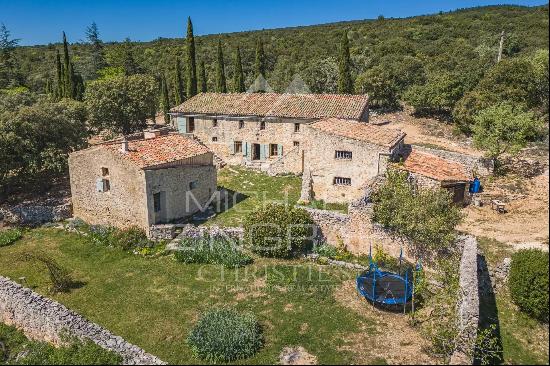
[469,178,481,193]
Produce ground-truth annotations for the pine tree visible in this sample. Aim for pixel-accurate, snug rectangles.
[338,31,353,94]
[161,74,171,124]
[254,39,266,78]
[85,21,106,77]
[62,32,74,99]
[199,60,207,93]
[233,46,245,93]
[215,40,227,93]
[122,38,139,75]
[174,58,185,105]
[186,17,197,98]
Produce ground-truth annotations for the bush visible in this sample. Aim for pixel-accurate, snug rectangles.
[174,235,252,268]
[0,228,22,247]
[244,203,314,258]
[21,251,74,293]
[187,308,263,363]
[313,243,339,259]
[111,226,151,250]
[88,225,152,251]
[508,249,549,322]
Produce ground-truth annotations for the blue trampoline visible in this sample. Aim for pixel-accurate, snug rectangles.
[356,247,421,308]
[356,264,413,305]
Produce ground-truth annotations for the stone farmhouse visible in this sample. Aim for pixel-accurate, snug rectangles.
[169,92,412,203]
[68,131,216,231]
[67,92,479,236]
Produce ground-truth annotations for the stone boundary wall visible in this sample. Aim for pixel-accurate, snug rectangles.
[0,276,165,365]
[0,198,72,226]
[450,235,480,365]
[410,144,494,176]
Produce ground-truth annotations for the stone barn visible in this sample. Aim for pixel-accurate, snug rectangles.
[68,132,217,233]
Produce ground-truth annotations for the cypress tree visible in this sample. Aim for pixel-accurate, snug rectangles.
[185,17,197,98]
[254,39,266,78]
[161,74,171,124]
[338,31,353,94]
[233,46,245,93]
[215,40,227,93]
[174,58,185,105]
[55,50,63,100]
[199,60,207,93]
[62,32,73,98]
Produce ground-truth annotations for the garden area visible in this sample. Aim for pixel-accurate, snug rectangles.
[0,226,435,364]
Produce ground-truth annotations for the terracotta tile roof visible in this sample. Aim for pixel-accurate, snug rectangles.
[401,150,470,182]
[103,134,211,169]
[171,93,369,120]
[309,118,406,147]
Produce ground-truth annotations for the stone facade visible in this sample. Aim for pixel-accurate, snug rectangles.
[0,276,165,365]
[303,124,403,203]
[178,116,307,174]
[68,137,217,235]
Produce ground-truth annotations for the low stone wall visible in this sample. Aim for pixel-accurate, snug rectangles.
[166,225,245,251]
[301,202,406,259]
[0,198,72,226]
[0,276,165,365]
[450,236,480,365]
[266,146,302,176]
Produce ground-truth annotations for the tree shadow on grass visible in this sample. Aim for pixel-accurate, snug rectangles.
[475,254,504,364]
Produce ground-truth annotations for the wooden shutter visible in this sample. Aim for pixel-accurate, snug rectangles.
[96,178,104,192]
[260,144,266,161]
[176,117,187,134]
[229,140,235,155]
[277,144,283,157]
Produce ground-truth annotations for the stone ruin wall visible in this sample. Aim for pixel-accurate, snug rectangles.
[0,276,165,365]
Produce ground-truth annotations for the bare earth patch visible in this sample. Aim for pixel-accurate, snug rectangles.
[334,280,439,365]
[459,172,549,247]
[371,109,480,156]
[279,346,318,365]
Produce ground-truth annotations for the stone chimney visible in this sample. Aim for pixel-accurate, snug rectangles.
[121,137,129,153]
[144,129,161,140]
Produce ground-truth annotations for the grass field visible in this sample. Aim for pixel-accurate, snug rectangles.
[477,237,549,365]
[205,166,302,227]
[0,228,393,364]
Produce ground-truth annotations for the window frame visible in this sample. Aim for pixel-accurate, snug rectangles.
[333,177,352,186]
[294,123,300,133]
[335,150,353,160]
[234,141,243,154]
[239,120,245,129]
[260,121,266,130]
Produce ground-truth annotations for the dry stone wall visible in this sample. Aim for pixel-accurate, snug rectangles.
[450,235,480,365]
[0,276,165,365]
[0,197,71,226]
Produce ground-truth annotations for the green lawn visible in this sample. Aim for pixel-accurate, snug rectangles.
[207,166,302,227]
[0,228,389,365]
[477,237,549,365]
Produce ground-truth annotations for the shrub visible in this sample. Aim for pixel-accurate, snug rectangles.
[21,251,74,293]
[313,243,339,259]
[187,308,263,363]
[508,249,549,322]
[111,226,151,250]
[244,203,314,258]
[175,235,252,268]
[88,225,152,251]
[0,228,22,247]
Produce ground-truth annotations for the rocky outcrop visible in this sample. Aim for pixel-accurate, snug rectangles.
[0,276,165,365]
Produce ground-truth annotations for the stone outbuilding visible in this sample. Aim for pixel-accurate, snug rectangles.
[68,132,217,233]
[399,149,471,203]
